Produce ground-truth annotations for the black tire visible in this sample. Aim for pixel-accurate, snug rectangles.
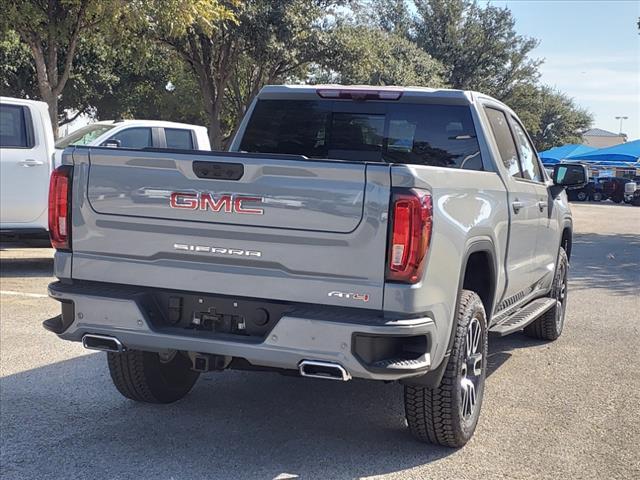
[591,192,602,202]
[612,195,623,204]
[404,290,488,448]
[576,191,587,201]
[524,247,568,341]
[633,196,640,207]
[107,349,199,403]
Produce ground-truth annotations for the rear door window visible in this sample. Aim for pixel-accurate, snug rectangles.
[106,127,152,149]
[484,107,520,177]
[510,118,543,182]
[240,100,483,169]
[165,128,194,150]
[0,104,32,148]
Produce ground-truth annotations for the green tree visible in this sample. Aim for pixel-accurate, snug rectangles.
[90,42,207,126]
[523,86,593,151]
[1,0,234,137]
[150,0,339,149]
[413,0,541,100]
[315,25,444,86]
[0,0,121,137]
[364,0,413,38]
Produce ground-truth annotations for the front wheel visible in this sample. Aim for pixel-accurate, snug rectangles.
[404,290,488,448]
[524,247,568,341]
[107,349,199,403]
[576,191,587,201]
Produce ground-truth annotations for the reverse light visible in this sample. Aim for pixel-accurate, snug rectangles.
[316,88,403,101]
[386,189,433,284]
[48,166,72,250]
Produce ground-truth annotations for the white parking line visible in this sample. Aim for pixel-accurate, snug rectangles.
[0,290,48,298]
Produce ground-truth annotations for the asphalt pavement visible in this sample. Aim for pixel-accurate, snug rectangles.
[1,202,639,480]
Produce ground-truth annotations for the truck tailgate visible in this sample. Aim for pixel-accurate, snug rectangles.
[71,147,391,309]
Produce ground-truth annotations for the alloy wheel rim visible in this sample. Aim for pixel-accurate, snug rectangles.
[460,316,483,420]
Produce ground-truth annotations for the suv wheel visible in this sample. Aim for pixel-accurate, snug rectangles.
[524,247,568,341]
[107,349,199,403]
[404,290,487,448]
[576,191,587,201]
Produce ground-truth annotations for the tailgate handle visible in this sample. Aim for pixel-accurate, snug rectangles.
[193,161,244,180]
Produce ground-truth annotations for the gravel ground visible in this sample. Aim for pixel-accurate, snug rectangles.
[1,202,639,480]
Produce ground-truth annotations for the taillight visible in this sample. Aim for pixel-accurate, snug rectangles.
[316,88,402,100]
[386,189,433,284]
[48,166,72,250]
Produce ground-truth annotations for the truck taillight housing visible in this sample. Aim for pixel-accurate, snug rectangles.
[48,166,72,250]
[386,189,433,284]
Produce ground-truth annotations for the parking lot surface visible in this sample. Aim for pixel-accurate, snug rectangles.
[1,203,639,480]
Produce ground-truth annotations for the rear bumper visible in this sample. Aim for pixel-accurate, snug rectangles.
[46,281,439,381]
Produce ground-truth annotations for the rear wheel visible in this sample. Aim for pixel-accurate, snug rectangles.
[591,192,602,202]
[524,247,568,341]
[576,191,587,201]
[107,349,199,403]
[404,290,487,448]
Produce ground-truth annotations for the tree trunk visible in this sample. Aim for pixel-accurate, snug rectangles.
[208,108,223,150]
[44,93,59,139]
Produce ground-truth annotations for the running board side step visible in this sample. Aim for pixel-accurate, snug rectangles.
[489,298,557,337]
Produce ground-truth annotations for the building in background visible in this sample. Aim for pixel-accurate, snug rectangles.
[582,128,627,148]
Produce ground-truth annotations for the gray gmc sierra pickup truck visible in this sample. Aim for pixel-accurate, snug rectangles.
[44,85,587,447]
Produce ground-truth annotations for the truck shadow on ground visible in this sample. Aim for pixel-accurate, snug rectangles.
[0,321,583,479]
[1,352,459,480]
[486,333,547,378]
[570,232,639,297]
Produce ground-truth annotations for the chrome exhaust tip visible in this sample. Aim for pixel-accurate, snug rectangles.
[82,334,124,353]
[298,360,351,381]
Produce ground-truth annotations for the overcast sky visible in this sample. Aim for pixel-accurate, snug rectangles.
[484,0,640,140]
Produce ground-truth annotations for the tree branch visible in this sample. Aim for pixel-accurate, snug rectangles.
[53,0,89,96]
[59,108,84,126]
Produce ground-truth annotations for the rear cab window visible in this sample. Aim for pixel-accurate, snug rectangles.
[165,128,194,150]
[239,99,483,170]
[0,104,34,149]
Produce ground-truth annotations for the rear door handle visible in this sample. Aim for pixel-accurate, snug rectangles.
[512,201,524,213]
[18,159,44,167]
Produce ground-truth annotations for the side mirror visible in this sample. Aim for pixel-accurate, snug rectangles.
[550,163,588,197]
[103,139,121,148]
[553,163,588,187]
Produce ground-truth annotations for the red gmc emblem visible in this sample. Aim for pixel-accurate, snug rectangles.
[170,192,264,215]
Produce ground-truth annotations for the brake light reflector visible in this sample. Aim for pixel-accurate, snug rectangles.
[48,166,72,250]
[386,189,432,283]
[316,88,403,100]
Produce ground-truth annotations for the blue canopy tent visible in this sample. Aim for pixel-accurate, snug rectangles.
[538,144,596,164]
[566,139,640,162]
